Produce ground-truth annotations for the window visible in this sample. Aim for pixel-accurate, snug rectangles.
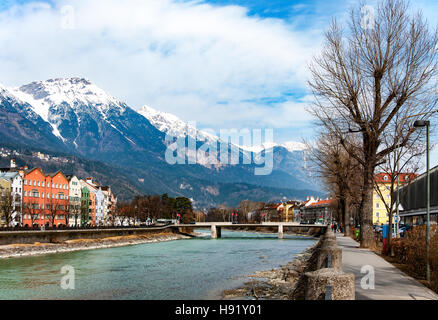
[383,175,388,181]
[37,181,40,187]
[33,180,36,186]
[24,179,27,185]
[32,190,39,198]
[376,212,380,217]
[42,193,45,198]
[42,181,44,187]
[376,203,379,208]
[59,193,64,200]
[24,190,26,197]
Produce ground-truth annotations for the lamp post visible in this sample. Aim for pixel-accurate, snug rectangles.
[413,120,431,282]
[395,143,401,239]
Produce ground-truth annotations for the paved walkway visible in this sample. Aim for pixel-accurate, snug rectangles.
[336,234,438,300]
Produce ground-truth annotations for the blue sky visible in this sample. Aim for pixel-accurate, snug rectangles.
[1,0,438,169]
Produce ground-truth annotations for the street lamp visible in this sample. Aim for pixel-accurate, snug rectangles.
[413,119,431,282]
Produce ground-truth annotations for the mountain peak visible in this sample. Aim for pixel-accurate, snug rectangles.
[239,141,307,153]
[17,77,118,107]
[138,105,218,142]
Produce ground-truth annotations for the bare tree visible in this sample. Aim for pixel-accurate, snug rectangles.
[0,186,14,227]
[23,199,40,228]
[374,123,424,254]
[237,200,264,224]
[47,198,64,227]
[71,203,81,227]
[307,131,362,237]
[308,0,438,247]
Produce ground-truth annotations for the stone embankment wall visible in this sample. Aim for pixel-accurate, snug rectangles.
[0,226,178,245]
[291,229,355,300]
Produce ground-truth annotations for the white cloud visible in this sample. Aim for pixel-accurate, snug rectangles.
[0,0,325,133]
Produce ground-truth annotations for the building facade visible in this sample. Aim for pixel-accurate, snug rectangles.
[0,171,22,226]
[302,199,334,224]
[22,168,69,227]
[67,175,81,227]
[373,172,417,225]
[398,166,438,226]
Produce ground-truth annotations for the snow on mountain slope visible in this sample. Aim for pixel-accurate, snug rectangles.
[138,105,307,153]
[7,78,166,163]
[15,78,130,144]
[138,105,219,143]
[237,141,307,153]
[138,105,225,167]
[10,78,131,143]
[13,78,121,114]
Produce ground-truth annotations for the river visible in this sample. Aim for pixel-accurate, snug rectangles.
[0,230,316,300]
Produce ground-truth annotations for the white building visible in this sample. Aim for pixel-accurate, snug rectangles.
[0,171,23,226]
[67,175,81,227]
[84,178,105,226]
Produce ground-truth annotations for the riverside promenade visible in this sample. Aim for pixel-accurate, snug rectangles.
[336,234,438,300]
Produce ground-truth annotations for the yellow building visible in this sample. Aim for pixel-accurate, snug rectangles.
[373,173,416,225]
[280,201,302,222]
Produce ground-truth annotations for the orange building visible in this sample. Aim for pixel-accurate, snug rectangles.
[21,168,70,227]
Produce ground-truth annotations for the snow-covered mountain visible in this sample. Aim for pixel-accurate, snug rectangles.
[137,104,316,189]
[6,78,165,164]
[11,78,124,143]
[138,105,222,167]
[0,77,322,206]
[138,104,307,155]
[239,141,307,154]
[138,105,218,144]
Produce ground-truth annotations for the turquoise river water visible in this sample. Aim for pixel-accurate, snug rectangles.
[0,230,316,299]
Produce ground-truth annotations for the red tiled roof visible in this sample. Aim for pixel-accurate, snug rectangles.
[306,199,335,207]
[375,172,418,184]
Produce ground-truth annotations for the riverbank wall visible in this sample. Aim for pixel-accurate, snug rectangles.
[290,229,355,300]
[0,226,178,245]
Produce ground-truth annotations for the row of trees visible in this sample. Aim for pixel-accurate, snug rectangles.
[116,194,194,223]
[21,198,71,227]
[307,0,438,249]
[205,201,266,223]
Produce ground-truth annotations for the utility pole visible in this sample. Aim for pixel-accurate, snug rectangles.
[426,122,430,282]
[396,145,400,239]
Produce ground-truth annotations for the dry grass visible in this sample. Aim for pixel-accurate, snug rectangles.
[390,226,438,293]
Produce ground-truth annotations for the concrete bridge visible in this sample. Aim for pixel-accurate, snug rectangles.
[170,222,327,239]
